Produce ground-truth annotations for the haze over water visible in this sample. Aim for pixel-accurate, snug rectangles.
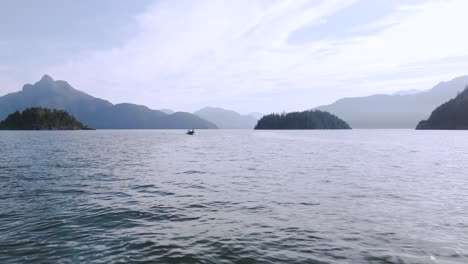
[1,130,467,263]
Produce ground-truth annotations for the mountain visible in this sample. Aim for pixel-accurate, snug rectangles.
[158,109,174,114]
[255,110,351,129]
[392,89,422,96]
[0,107,91,130]
[194,107,258,129]
[416,87,468,129]
[0,75,217,129]
[315,76,468,128]
[248,112,264,120]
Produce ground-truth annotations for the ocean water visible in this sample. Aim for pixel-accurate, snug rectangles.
[0,130,467,264]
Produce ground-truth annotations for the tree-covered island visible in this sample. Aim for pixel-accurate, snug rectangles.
[254,110,351,129]
[0,107,93,130]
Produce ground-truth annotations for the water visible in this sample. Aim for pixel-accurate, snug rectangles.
[0,130,467,264]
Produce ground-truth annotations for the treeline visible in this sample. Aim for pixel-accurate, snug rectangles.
[254,110,351,129]
[0,107,92,130]
[417,86,468,129]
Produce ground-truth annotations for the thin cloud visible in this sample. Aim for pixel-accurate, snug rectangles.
[38,0,468,113]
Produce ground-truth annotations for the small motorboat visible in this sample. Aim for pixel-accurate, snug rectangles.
[186,129,195,135]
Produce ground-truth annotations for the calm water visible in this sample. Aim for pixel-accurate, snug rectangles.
[0,130,467,264]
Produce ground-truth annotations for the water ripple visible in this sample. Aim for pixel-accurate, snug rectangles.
[0,130,468,263]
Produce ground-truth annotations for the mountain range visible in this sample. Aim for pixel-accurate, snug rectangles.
[0,75,217,129]
[2,74,466,130]
[152,107,262,128]
[315,76,468,128]
[193,107,260,129]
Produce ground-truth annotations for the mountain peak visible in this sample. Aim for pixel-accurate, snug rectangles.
[22,74,58,92]
[39,74,55,84]
[22,74,79,95]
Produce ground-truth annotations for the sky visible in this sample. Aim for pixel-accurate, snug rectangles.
[1,0,468,114]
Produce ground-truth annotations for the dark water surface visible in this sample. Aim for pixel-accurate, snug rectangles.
[1,130,467,263]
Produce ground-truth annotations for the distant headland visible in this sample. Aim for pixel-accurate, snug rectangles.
[416,87,468,130]
[254,110,351,129]
[0,107,93,130]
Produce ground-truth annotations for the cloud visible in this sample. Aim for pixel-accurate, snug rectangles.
[40,0,468,113]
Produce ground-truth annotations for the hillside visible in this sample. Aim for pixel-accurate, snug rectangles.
[416,87,468,129]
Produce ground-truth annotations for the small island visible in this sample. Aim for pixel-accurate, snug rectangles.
[0,107,93,130]
[254,110,351,129]
[416,87,468,130]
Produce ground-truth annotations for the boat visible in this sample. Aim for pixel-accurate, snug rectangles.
[186,129,195,135]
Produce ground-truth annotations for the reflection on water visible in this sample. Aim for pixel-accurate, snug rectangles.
[0,130,467,263]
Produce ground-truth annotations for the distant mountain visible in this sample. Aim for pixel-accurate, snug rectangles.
[417,87,468,130]
[255,110,351,129]
[0,75,217,129]
[158,109,174,114]
[194,107,258,129]
[392,89,422,96]
[0,107,91,130]
[248,112,264,120]
[315,76,468,128]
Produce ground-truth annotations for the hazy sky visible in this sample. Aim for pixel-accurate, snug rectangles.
[1,0,468,113]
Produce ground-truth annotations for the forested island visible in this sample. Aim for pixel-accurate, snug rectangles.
[254,110,351,129]
[416,87,468,130]
[0,107,92,130]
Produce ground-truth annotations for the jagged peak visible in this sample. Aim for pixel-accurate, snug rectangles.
[22,74,57,91]
[21,74,78,94]
[38,74,55,84]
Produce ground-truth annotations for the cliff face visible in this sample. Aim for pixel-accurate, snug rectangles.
[416,87,468,130]
[0,107,91,130]
[255,110,351,130]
